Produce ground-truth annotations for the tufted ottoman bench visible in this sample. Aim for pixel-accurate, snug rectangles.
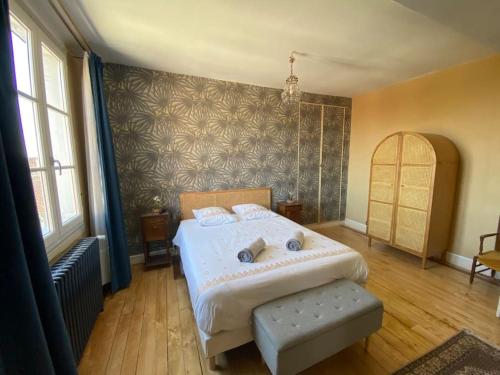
[253,279,383,375]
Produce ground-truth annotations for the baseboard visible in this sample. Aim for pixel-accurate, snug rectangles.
[445,252,500,279]
[305,220,342,230]
[445,252,472,272]
[129,249,167,265]
[343,219,367,234]
[129,253,144,265]
[340,220,499,279]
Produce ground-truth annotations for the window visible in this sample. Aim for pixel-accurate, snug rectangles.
[10,8,83,255]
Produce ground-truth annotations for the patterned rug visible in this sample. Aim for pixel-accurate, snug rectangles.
[393,331,500,375]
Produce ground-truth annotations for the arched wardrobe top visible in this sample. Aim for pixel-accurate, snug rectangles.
[371,132,459,166]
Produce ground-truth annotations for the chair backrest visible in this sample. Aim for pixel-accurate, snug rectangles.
[496,216,500,251]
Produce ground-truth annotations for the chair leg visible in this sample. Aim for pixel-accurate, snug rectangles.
[492,269,496,279]
[364,336,370,352]
[470,256,478,284]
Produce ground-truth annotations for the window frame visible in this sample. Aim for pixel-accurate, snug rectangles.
[10,3,84,257]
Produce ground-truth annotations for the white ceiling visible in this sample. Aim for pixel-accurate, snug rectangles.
[61,0,495,97]
[396,0,500,51]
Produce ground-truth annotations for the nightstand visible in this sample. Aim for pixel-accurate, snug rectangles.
[141,213,171,268]
[277,201,303,224]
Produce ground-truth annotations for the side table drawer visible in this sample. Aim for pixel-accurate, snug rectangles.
[287,210,302,224]
[286,205,302,213]
[277,202,303,224]
[142,217,167,241]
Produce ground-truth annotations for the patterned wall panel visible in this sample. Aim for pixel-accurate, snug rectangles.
[298,103,322,224]
[103,63,351,254]
[298,103,347,224]
[320,106,346,222]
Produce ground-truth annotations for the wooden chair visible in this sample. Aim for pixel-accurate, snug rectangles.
[470,216,500,284]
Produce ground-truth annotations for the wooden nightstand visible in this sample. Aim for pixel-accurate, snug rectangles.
[277,201,303,224]
[141,213,172,268]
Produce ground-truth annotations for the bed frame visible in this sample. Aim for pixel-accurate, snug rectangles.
[179,187,272,219]
[177,187,272,369]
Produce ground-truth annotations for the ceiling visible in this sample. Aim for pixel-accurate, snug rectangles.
[60,0,496,97]
[14,0,82,55]
[396,0,500,51]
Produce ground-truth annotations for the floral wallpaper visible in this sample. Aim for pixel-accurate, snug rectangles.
[297,104,347,224]
[320,105,347,222]
[103,63,351,254]
[298,104,322,224]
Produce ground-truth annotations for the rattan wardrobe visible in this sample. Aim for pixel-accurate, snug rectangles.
[367,132,459,268]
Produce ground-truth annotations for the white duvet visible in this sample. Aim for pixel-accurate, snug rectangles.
[173,215,368,335]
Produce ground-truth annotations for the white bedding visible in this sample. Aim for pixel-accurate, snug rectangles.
[173,215,368,336]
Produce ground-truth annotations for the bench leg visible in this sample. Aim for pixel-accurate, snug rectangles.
[208,356,216,371]
[364,336,370,352]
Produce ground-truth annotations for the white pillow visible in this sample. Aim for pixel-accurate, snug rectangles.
[192,207,237,226]
[232,204,278,221]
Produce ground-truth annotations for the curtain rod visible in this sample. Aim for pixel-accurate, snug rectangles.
[49,0,91,52]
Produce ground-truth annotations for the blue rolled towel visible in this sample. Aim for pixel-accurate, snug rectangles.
[237,237,266,263]
[286,230,304,251]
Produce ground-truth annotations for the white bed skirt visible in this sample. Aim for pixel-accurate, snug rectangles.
[197,325,253,358]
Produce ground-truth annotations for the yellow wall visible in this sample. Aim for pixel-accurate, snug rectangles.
[347,54,500,258]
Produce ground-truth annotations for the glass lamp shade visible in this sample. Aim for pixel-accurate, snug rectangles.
[281,74,301,104]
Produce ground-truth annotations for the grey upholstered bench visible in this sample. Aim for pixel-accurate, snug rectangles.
[253,279,383,375]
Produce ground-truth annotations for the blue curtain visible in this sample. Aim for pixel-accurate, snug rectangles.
[88,53,131,292]
[0,1,77,373]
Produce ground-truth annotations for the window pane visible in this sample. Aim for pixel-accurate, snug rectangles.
[31,171,52,236]
[48,109,73,165]
[42,44,66,111]
[18,96,43,168]
[56,168,79,223]
[10,15,33,96]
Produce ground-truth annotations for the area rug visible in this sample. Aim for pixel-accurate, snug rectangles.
[393,330,500,375]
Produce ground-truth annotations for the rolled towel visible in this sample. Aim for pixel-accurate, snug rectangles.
[237,237,266,263]
[286,230,304,251]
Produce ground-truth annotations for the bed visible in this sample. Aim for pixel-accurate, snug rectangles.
[173,188,369,366]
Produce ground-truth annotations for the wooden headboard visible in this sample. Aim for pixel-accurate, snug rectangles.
[179,188,272,220]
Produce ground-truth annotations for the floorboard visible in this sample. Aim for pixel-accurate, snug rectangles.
[79,226,500,374]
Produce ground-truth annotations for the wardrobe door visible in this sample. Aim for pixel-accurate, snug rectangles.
[393,134,435,253]
[298,103,321,224]
[367,134,400,242]
[320,106,344,222]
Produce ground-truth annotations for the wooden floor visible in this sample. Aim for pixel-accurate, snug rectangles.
[79,226,500,374]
